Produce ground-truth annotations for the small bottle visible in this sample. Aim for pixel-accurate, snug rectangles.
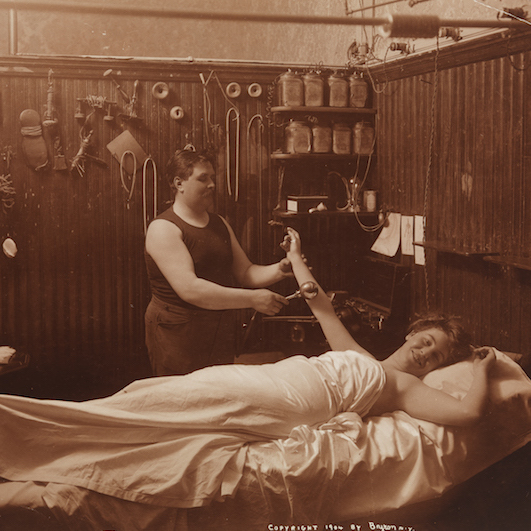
[285,120,311,154]
[303,71,324,107]
[349,72,368,108]
[332,123,352,155]
[311,122,332,153]
[278,70,304,107]
[327,72,349,108]
[353,121,375,155]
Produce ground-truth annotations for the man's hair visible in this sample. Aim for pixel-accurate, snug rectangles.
[165,147,214,192]
[408,313,474,365]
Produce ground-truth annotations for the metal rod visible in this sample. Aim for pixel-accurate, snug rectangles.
[8,8,17,55]
[347,0,405,16]
[0,1,526,30]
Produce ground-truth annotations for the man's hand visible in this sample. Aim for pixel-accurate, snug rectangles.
[251,289,288,316]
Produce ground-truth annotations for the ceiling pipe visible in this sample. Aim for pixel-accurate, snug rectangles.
[0,0,527,34]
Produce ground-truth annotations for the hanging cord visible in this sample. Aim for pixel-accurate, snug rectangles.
[351,122,384,232]
[142,157,158,235]
[363,43,391,95]
[120,150,137,209]
[504,34,531,71]
[247,113,264,260]
[199,71,218,146]
[423,37,440,311]
[226,107,241,201]
[0,173,15,214]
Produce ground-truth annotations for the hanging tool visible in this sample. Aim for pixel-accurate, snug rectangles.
[225,106,240,201]
[107,130,148,176]
[42,69,67,171]
[20,109,48,171]
[103,69,141,121]
[0,147,15,214]
[70,113,108,177]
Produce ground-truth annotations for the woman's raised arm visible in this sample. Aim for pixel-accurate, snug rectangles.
[284,227,372,355]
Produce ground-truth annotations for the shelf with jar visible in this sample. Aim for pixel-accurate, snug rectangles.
[270,68,376,160]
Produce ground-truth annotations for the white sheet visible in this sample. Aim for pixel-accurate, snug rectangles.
[235,349,531,522]
[1,349,529,530]
[0,350,384,508]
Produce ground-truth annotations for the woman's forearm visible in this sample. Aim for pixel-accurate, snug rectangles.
[288,253,367,353]
[459,368,490,423]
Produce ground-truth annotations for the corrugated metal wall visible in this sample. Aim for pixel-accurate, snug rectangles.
[373,31,531,353]
[0,57,283,396]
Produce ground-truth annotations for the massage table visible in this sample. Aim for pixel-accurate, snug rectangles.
[0,349,530,531]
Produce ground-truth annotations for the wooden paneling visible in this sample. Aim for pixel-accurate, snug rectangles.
[0,57,285,395]
[373,39,531,354]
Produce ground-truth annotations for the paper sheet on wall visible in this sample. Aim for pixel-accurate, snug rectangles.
[401,216,414,256]
[371,212,401,257]
[414,215,426,266]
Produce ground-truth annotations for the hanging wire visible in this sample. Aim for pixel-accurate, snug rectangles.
[142,157,158,235]
[504,34,531,71]
[120,150,137,209]
[422,36,440,312]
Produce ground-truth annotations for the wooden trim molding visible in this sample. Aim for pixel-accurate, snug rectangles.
[367,28,531,83]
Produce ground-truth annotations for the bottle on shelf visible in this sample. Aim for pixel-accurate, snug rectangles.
[278,70,304,107]
[349,72,369,108]
[285,119,312,154]
[327,71,349,108]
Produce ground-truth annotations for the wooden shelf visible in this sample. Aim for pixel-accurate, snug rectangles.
[271,106,376,115]
[273,209,378,219]
[413,241,499,258]
[483,255,531,271]
[271,152,371,161]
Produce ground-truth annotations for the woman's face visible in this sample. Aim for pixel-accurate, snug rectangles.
[396,327,451,377]
[176,161,215,210]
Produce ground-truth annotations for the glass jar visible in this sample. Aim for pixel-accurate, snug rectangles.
[303,71,324,107]
[312,122,332,153]
[327,72,349,108]
[285,120,311,154]
[349,72,368,108]
[353,121,375,155]
[332,123,352,155]
[278,70,304,107]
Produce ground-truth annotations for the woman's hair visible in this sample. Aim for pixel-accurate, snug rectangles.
[408,313,474,365]
[165,147,214,192]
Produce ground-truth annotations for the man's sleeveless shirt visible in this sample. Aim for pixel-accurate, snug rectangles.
[145,207,234,308]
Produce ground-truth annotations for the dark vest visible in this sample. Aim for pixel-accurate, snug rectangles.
[145,207,234,308]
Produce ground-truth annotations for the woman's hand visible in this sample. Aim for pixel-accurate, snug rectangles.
[473,346,497,373]
[280,227,302,257]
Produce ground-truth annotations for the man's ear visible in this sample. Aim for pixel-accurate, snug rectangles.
[174,177,182,189]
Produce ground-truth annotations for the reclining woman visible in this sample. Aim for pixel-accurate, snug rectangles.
[0,228,496,508]
[280,226,496,427]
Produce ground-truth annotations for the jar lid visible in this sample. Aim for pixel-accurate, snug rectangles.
[329,71,346,79]
[280,70,300,79]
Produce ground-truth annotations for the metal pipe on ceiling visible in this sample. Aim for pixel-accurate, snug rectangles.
[0,0,527,31]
